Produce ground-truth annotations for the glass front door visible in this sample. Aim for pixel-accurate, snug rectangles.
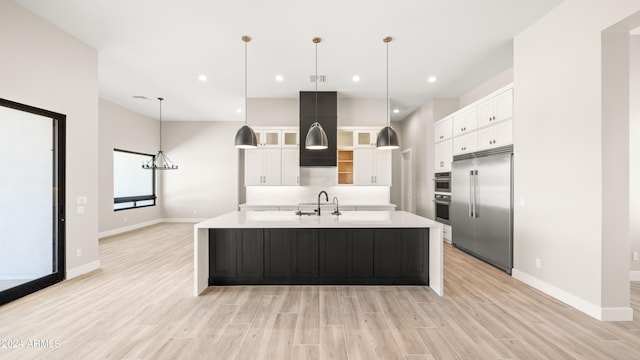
[0,98,65,305]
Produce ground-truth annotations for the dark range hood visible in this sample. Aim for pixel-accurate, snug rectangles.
[299,91,337,166]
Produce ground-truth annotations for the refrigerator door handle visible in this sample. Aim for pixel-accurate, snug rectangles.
[473,170,478,218]
[469,170,474,217]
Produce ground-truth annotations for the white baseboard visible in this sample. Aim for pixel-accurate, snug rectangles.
[161,218,206,223]
[600,307,634,321]
[66,260,100,280]
[98,219,163,239]
[631,271,640,281]
[512,268,633,321]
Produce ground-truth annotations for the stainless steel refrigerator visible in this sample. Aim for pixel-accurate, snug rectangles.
[451,145,513,274]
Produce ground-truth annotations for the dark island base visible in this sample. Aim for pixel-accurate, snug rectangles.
[208,228,429,286]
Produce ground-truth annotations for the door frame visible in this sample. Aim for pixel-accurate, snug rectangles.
[0,98,66,305]
[401,149,414,213]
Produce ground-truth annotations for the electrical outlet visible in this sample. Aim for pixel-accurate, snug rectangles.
[633,252,639,261]
[76,248,82,257]
[76,206,85,215]
[535,258,541,268]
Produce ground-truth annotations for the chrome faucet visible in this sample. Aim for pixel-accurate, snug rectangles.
[332,196,341,216]
[317,191,328,216]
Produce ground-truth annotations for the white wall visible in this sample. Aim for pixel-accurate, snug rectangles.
[459,68,514,108]
[98,99,161,235]
[0,1,100,277]
[397,99,458,219]
[513,0,640,320]
[631,35,640,278]
[161,121,240,219]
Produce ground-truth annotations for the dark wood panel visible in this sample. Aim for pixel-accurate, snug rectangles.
[319,230,348,278]
[209,229,236,279]
[402,229,428,278]
[299,91,337,167]
[374,229,403,278]
[348,229,374,278]
[236,229,263,279]
[264,229,292,279]
[292,230,318,278]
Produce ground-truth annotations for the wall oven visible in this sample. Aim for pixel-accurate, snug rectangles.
[434,172,451,193]
[434,193,451,225]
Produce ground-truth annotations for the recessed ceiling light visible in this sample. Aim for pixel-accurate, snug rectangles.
[393,109,400,114]
[198,74,207,82]
[352,75,360,82]
[275,75,284,82]
[236,108,242,113]
[428,75,437,83]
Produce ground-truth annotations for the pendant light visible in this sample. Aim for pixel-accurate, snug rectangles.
[143,97,179,170]
[305,37,329,150]
[376,36,400,150]
[234,35,258,149]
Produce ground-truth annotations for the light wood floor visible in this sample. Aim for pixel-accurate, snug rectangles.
[0,223,639,359]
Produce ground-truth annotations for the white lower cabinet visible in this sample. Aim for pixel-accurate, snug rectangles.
[434,139,453,172]
[281,149,300,185]
[477,120,513,151]
[244,149,282,186]
[354,148,391,185]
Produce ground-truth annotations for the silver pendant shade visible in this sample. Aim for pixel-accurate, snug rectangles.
[305,121,328,150]
[304,37,328,150]
[143,97,179,170]
[376,36,400,150]
[234,35,258,149]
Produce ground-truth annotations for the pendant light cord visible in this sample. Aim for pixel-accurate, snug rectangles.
[245,39,248,126]
[158,97,163,151]
[386,40,389,127]
[315,39,318,123]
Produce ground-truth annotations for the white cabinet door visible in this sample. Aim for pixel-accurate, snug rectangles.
[281,148,299,185]
[452,107,478,136]
[374,149,392,185]
[281,129,299,148]
[494,89,513,123]
[434,139,453,172]
[262,149,282,185]
[354,149,375,185]
[355,129,377,148]
[453,132,478,155]
[477,89,513,128]
[434,117,453,142]
[477,120,512,151]
[244,150,264,186]
[255,128,281,148]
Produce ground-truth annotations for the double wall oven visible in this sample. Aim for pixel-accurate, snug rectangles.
[434,172,451,225]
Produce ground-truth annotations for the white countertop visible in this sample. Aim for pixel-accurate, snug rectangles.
[239,203,396,208]
[195,210,440,229]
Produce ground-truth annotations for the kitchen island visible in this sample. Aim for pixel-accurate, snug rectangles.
[194,211,443,296]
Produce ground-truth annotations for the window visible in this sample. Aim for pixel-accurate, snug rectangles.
[113,149,156,210]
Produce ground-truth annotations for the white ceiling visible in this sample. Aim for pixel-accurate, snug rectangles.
[15,0,562,122]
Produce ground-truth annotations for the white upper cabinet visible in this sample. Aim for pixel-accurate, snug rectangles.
[453,132,478,156]
[354,148,391,185]
[281,128,299,148]
[477,120,513,151]
[337,129,355,149]
[355,129,379,148]
[434,139,453,172]
[434,117,453,142]
[281,148,299,185]
[245,148,282,186]
[452,107,477,136]
[477,89,513,128]
[254,128,282,148]
[244,127,298,186]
